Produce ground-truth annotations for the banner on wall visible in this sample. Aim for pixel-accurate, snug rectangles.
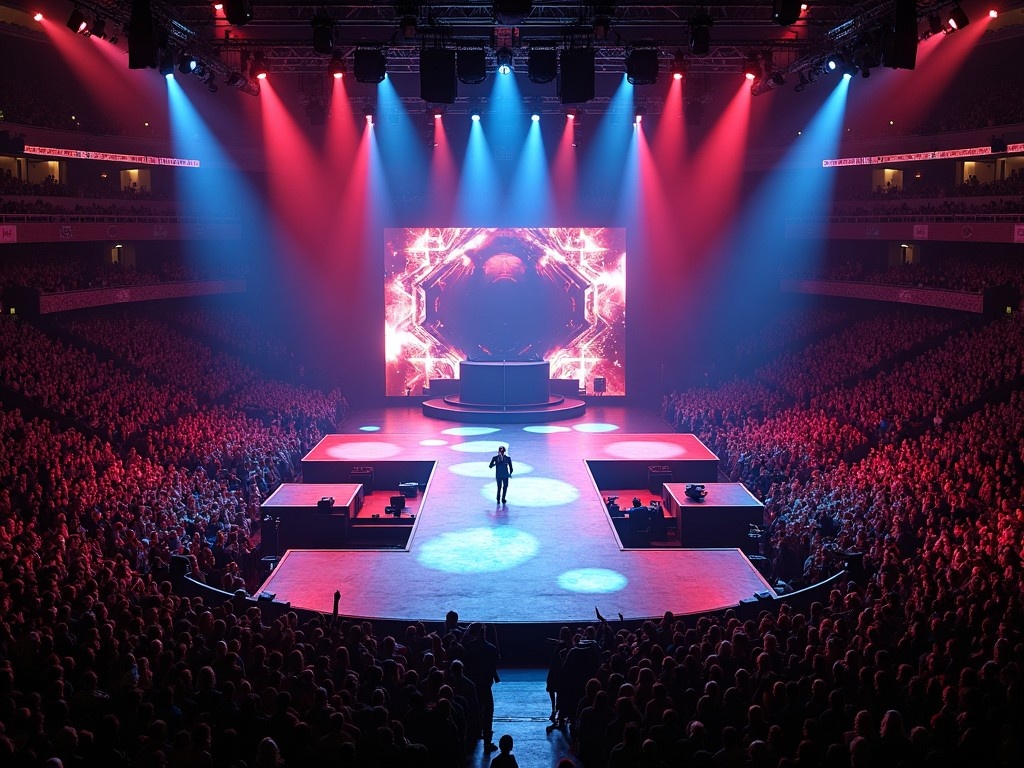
[0,225,16,244]
[1014,225,1024,244]
[913,224,929,240]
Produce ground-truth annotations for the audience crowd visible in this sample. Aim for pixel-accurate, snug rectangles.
[1,172,171,204]
[0,255,247,294]
[783,253,1024,294]
[0,281,1022,767]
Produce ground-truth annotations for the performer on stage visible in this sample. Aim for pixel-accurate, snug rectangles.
[488,446,513,504]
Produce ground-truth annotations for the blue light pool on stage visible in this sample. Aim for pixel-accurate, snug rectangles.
[479,477,579,506]
[442,426,500,436]
[558,568,628,594]
[358,425,381,432]
[573,423,620,433]
[450,460,534,478]
[417,527,540,573]
[523,425,571,433]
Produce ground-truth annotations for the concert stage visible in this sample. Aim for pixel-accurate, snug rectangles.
[259,407,773,630]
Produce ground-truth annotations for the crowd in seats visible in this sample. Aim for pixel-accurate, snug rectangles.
[1,294,1022,766]
[783,254,1024,294]
[664,308,1024,588]
[811,315,1024,441]
[64,315,258,400]
[922,74,1024,134]
[0,255,246,294]
[753,312,957,401]
[836,170,1024,205]
[0,170,171,203]
[0,317,198,437]
[733,307,849,360]
[170,309,297,371]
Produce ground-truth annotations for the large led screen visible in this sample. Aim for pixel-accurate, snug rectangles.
[385,228,626,396]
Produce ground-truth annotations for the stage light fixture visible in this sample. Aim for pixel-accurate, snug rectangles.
[527,48,557,83]
[566,107,578,120]
[531,113,540,122]
[364,106,374,124]
[214,3,223,10]
[633,107,644,125]
[471,112,481,122]
[91,17,107,39]
[825,55,841,72]
[990,9,998,18]
[33,12,43,22]
[193,62,217,91]
[593,14,611,40]
[688,11,714,56]
[948,3,970,30]
[66,9,88,33]
[670,49,686,80]
[928,12,945,35]
[684,484,707,502]
[743,56,761,81]
[794,71,809,92]
[250,52,268,80]
[496,47,514,75]
[223,0,252,27]
[772,0,801,26]
[354,48,388,83]
[311,16,334,55]
[158,48,175,78]
[328,53,346,79]
[625,46,660,86]
[177,53,195,74]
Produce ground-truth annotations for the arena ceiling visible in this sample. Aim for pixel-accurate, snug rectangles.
[10,1,1024,91]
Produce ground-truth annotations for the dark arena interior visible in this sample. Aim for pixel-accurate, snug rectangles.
[2,1,1024,766]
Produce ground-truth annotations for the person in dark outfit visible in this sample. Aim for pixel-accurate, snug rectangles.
[460,623,501,752]
[488,446,513,503]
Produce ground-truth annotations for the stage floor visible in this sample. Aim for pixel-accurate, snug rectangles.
[259,405,771,625]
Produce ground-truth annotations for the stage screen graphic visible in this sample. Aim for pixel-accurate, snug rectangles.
[385,228,626,396]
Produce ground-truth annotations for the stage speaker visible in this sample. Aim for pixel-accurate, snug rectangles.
[127,0,157,69]
[528,48,557,83]
[355,49,387,84]
[399,482,419,498]
[648,466,672,494]
[458,48,487,84]
[389,495,407,511]
[884,0,918,70]
[593,376,606,393]
[349,467,374,494]
[420,48,457,103]
[560,48,595,104]
[317,496,335,512]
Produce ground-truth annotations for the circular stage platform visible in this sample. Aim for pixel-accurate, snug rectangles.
[422,395,586,423]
